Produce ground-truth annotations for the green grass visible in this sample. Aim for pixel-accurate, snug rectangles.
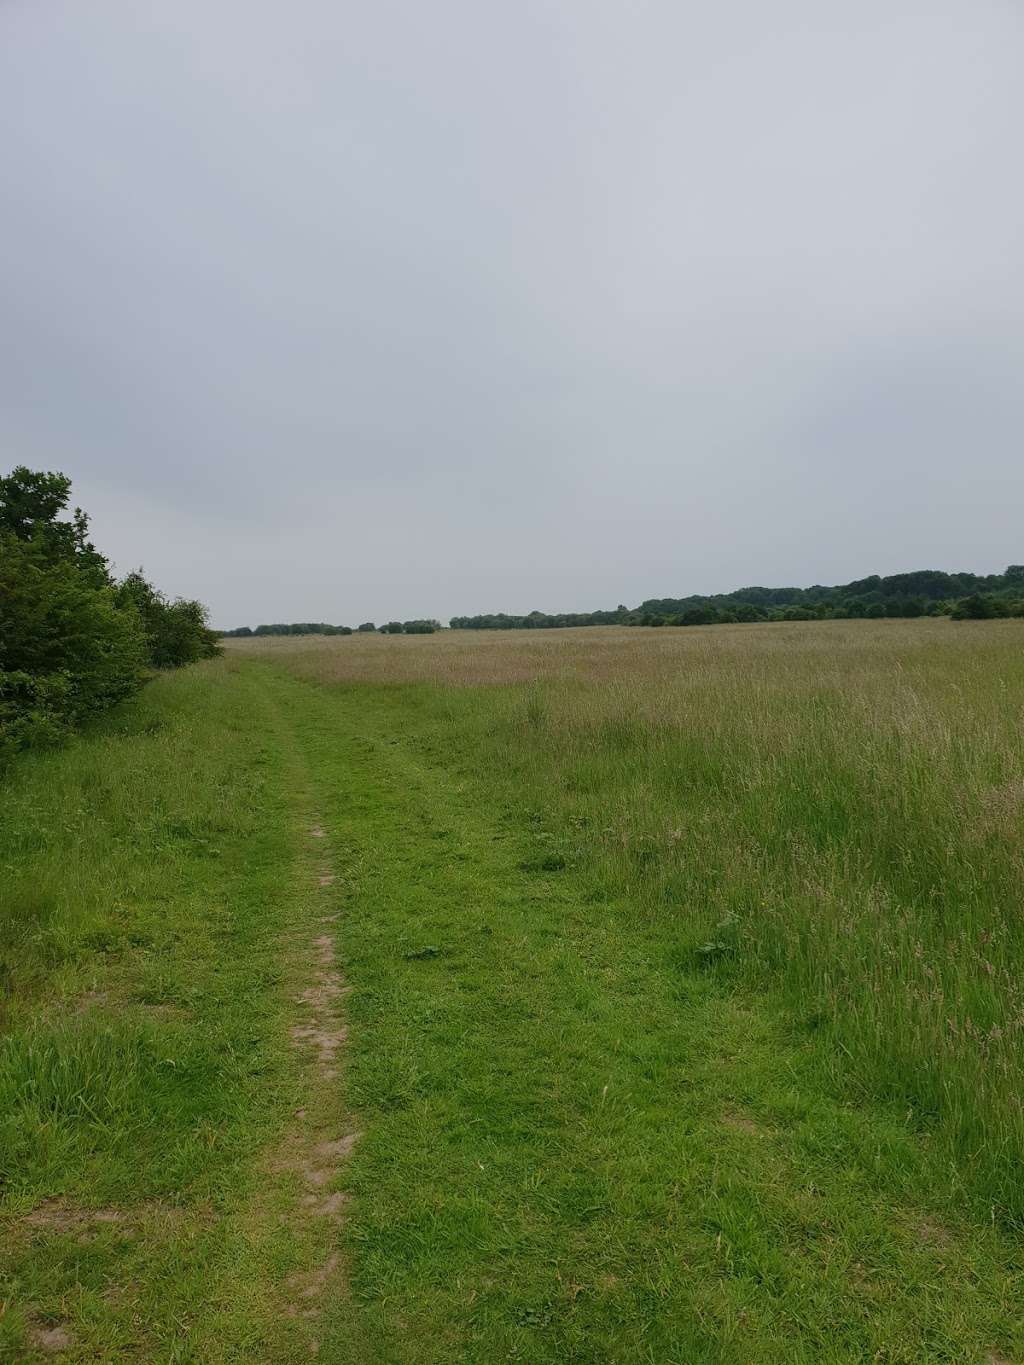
[251,620,1024,1220]
[0,660,348,1359]
[268,665,1024,1363]
[4,623,1024,1360]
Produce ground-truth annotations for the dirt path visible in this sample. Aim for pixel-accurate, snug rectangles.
[235,678,364,1359]
[271,817,357,1343]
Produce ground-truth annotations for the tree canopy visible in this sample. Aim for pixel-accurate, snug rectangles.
[219,622,354,637]
[450,567,1024,630]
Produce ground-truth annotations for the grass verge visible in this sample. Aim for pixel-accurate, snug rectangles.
[0,658,352,1360]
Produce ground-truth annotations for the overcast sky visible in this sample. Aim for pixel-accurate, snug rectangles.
[2,2,1022,627]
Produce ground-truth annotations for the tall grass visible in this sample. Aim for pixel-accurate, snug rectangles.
[235,620,1024,1220]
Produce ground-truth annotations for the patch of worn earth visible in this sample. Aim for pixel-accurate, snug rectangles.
[720,1109,770,1138]
[23,1203,125,1233]
[27,1323,74,1354]
[17,1199,204,1245]
[271,820,358,1338]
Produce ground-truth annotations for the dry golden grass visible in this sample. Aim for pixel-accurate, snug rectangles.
[226,616,1021,686]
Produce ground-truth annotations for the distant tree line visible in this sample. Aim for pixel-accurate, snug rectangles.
[380,620,441,635]
[220,622,354,637]
[220,619,442,637]
[216,568,1024,649]
[450,568,1024,630]
[450,609,630,631]
[1,466,218,762]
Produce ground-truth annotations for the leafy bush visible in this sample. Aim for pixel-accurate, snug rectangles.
[1,532,147,719]
[951,594,994,620]
[677,606,715,626]
[0,670,72,763]
[0,466,214,761]
[115,572,219,667]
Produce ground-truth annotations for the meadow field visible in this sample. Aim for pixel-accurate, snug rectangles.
[3,619,1024,1361]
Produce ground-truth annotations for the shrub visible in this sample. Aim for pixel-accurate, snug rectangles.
[0,466,214,761]
[951,594,997,620]
[115,573,219,667]
[0,670,73,763]
[1,534,148,724]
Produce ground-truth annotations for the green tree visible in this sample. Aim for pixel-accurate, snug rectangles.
[1,466,215,761]
[0,534,147,755]
[115,572,219,667]
[951,594,996,620]
[0,465,109,585]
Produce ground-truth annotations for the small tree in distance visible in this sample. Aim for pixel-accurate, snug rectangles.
[951,594,996,620]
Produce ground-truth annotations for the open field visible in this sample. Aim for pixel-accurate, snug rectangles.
[4,620,1024,1360]
[249,620,1024,1215]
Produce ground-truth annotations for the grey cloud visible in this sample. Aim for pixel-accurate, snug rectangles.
[2,1,1021,626]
